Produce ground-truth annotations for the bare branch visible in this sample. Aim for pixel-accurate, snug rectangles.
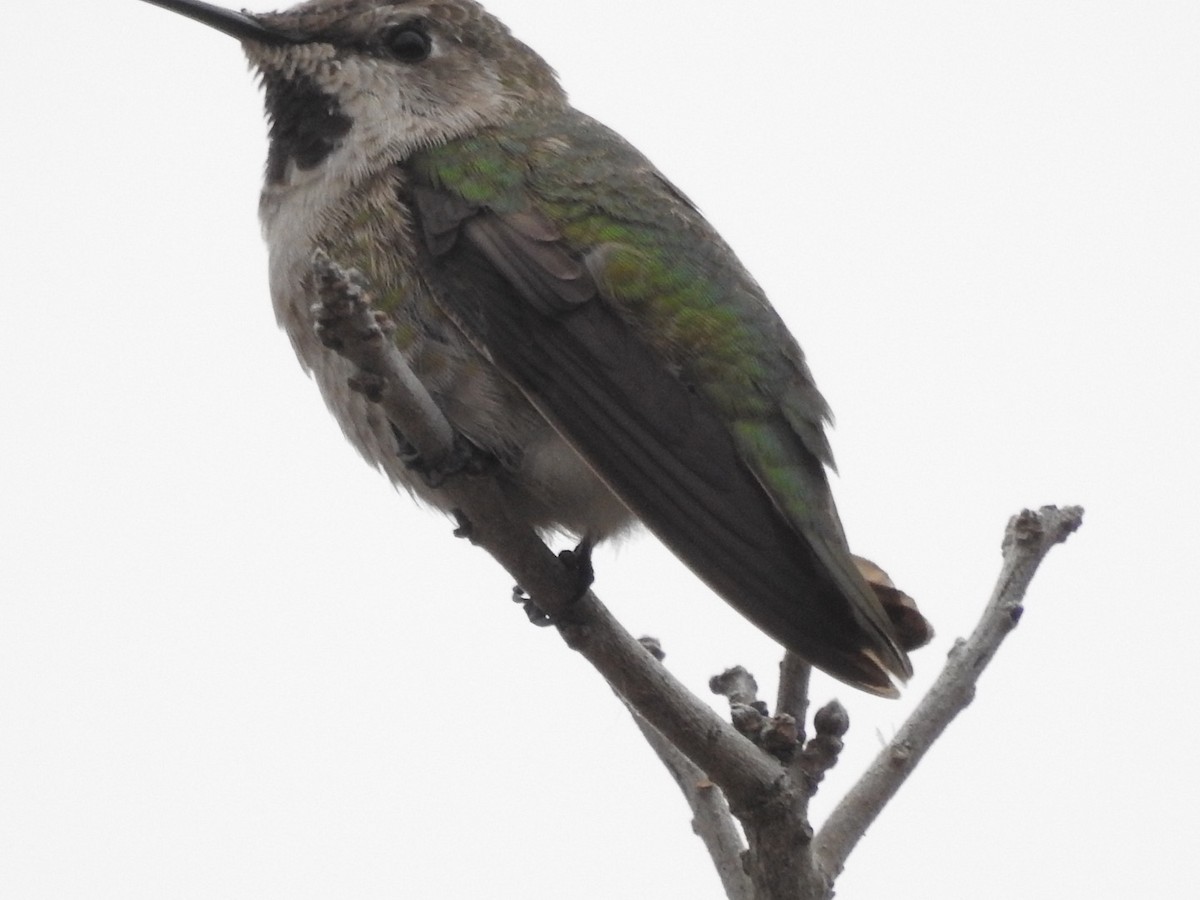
[740,785,828,900]
[311,251,455,465]
[795,701,849,795]
[712,667,802,766]
[312,253,1083,900]
[625,639,753,900]
[711,666,763,708]
[565,599,786,809]
[776,652,812,739]
[711,667,770,744]
[814,505,1084,878]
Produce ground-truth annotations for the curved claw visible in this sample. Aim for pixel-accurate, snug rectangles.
[511,537,596,626]
[391,425,495,488]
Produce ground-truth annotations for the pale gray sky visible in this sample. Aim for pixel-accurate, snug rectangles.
[2,2,1196,897]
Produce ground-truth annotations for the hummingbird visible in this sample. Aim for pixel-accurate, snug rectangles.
[136,0,915,696]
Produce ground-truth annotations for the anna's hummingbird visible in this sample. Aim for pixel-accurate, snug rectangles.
[137,0,914,695]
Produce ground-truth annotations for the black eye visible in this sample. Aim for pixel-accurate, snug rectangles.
[382,22,432,62]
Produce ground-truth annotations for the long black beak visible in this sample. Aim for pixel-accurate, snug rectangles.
[138,0,305,45]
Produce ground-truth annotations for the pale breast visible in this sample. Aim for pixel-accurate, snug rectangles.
[259,167,634,540]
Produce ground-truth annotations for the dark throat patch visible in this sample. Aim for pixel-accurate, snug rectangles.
[261,72,353,184]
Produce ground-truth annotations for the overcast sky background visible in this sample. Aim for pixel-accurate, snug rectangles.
[1,1,1196,897]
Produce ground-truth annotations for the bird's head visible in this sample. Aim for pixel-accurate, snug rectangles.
[140,0,566,184]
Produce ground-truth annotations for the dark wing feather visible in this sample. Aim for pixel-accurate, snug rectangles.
[410,189,907,695]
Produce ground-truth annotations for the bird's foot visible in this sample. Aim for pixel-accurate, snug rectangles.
[511,584,554,627]
[391,424,494,489]
[451,509,475,543]
[511,538,596,626]
[558,538,596,599]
